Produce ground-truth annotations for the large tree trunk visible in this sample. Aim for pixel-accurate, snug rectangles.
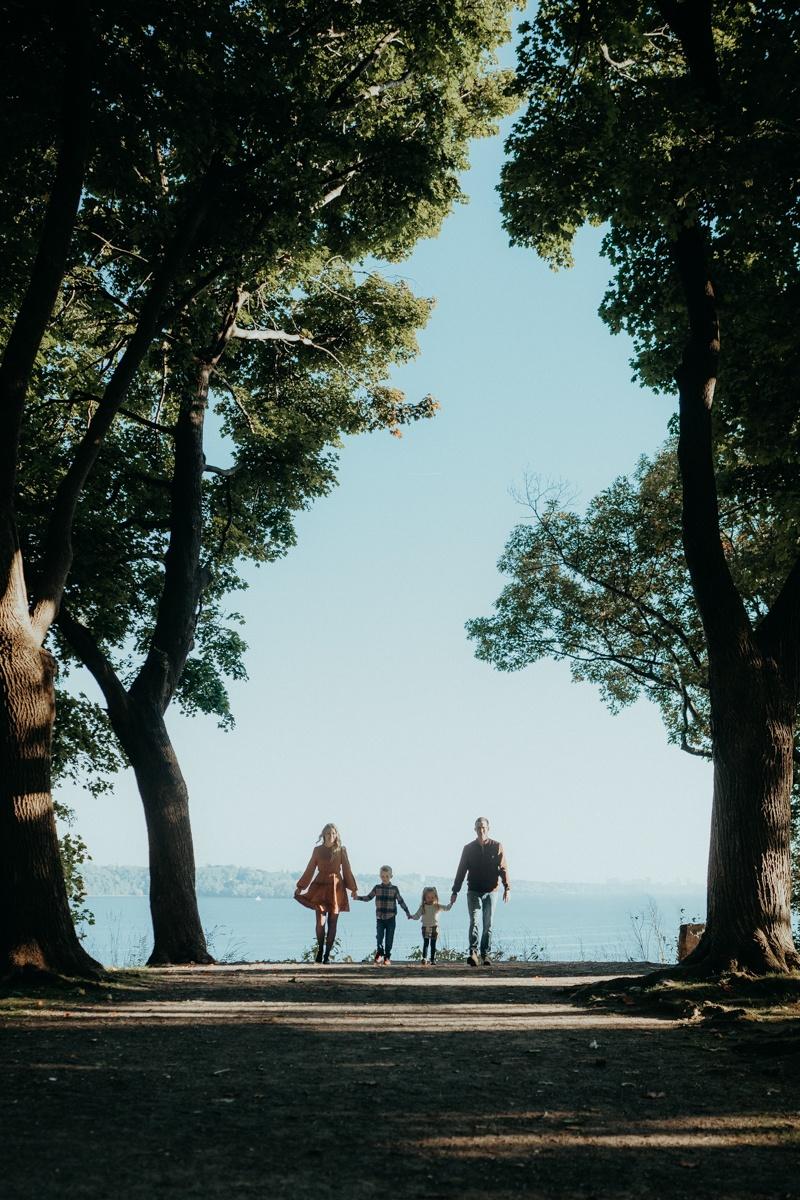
[689,651,799,972]
[0,553,100,978]
[0,4,99,980]
[672,220,800,974]
[114,702,211,965]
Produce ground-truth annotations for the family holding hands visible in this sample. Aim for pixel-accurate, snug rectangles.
[294,816,511,966]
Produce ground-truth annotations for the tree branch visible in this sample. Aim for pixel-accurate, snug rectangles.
[755,553,800,668]
[327,30,401,108]
[56,607,129,720]
[672,223,750,646]
[30,163,222,643]
[203,463,239,478]
[231,323,350,372]
[231,325,313,345]
[214,371,256,433]
[599,43,636,77]
[119,407,176,436]
[535,508,706,674]
[360,72,413,100]
[657,0,722,104]
[315,168,360,211]
[130,287,244,712]
[680,741,712,760]
[679,682,710,758]
[215,475,235,562]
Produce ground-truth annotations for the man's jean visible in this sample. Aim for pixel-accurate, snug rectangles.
[467,890,497,957]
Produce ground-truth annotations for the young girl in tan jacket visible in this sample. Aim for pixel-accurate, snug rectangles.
[409,886,453,965]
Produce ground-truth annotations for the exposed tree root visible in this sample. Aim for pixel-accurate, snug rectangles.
[146,949,215,967]
[677,928,800,977]
[571,951,800,1021]
[0,961,106,990]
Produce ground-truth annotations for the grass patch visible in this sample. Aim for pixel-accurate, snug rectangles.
[572,969,800,1024]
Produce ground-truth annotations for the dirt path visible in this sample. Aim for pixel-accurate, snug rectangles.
[1,962,798,1199]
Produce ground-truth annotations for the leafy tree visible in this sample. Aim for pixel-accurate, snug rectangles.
[54,801,94,936]
[0,1,516,976]
[469,452,709,752]
[468,446,800,909]
[491,0,800,971]
[52,690,124,934]
[46,256,436,964]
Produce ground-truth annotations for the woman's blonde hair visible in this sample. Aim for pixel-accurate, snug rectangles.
[421,885,439,905]
[317,823,342,851]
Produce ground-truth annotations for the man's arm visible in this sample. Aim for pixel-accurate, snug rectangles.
[498,842,510,900]
[451,845,470,898]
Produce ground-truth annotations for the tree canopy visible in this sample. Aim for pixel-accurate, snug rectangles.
[501,2,800,490]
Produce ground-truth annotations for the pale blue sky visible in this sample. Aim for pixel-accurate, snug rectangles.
[61,74,713,886]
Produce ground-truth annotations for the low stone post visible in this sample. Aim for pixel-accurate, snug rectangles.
[678,922,705,960]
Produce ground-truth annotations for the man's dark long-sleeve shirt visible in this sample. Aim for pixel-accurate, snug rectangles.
[451,838,510,896]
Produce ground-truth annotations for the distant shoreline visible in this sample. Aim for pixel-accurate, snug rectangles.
[82,863,705,900]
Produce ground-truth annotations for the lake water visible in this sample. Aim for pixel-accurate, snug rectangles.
[81,890,706,966]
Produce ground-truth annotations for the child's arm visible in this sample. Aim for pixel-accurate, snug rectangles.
[437,900,454,913]
[356,886,377,903]
[396,889,411,918]
[409,905,422,920]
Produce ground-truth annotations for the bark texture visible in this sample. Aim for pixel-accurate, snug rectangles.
[699,652,799,971]
[0,554,101,976]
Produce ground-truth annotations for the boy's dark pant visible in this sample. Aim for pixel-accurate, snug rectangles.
[376,917,396,957]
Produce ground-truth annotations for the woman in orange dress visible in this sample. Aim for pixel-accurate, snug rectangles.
[295,823,358,963]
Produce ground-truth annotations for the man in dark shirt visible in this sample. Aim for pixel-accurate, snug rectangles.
[450,817,510,967]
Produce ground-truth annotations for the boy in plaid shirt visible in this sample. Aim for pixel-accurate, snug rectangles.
[357,865,411,965]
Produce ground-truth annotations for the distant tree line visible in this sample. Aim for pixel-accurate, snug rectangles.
[81,864,697,901]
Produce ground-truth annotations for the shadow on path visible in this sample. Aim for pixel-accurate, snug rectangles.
[1,963,797,1199]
